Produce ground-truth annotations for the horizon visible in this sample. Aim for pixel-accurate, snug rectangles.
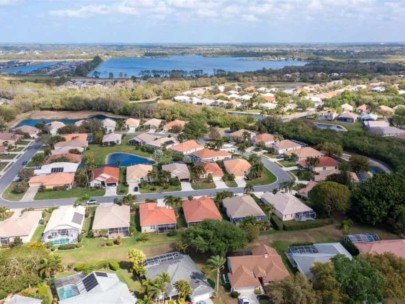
[0,0,404,44]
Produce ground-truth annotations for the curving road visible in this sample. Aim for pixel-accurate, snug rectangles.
[0,146,292,208]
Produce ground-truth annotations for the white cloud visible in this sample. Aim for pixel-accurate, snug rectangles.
[50,5,111,17]
[0,0,22,6]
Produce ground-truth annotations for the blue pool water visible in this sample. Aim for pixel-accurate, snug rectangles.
[1,62,56,74]
[58,285,80,300]
[89,55,307,78]
[14,114,115,128]
[50,239,70,245]
[107,152,155,167]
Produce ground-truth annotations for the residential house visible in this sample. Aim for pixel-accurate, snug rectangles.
[14,125,40,138]
[288,243,352,277]
[46,121,66,135]
[62,133,88,142]
[102,133,122,145]
[261,192,316,221]
[42,206,85,244]
[369,126,405,137]
[299,156,339,172]
[341,103,354,112]
[0,146,5,153]
[183,197,222,226]
[379,105,395,115]
[54,139,88,152]
[297,181,318,198]
[353,239,405,259]
[191,148,231,162]
[317,110,337,121]
[197,161,224,181]
[230,129,255,141]
[168,140,204,155]
[92,203,130,238]
[126,164,153,186]
[227,245,289,294]
[363,120,390,129]
[34,162,79,175]
[102,118,116,134]
[55,272,136,304]
[143,118,163,130]
[356,104,368,113]
[0,210,42,245]
[74,119,86,127]
[252,133,275,147]
[125,118,140,132]
[223,158,251,177]
[162,163,190,181]
[285,147,324,161]
[273,140,302,155]
[90,166,120,187]
[0,132,22,146]
[28,173,75,190]
[129,133,178,149]
[337,112,358,123]
[145,253,214,302]
[223,195,267,225]
[163,119,186,132]
[139,202,176,233]
[361,113,378,121]
[45,153,82,164]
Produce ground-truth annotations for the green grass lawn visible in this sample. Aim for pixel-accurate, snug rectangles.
[58,233,180,265]
[31,225,45,242]
[248,168,277,186]
[117,167,129,195]
[0,154,16,160]
[224,180,238,187]
[18,140,32,145]
[270,240,297,274]
[115,268,142,292]
[192,181,216,190]
[139,184,181,193]
[278,160,296,167]
[2,182,24,201]
[34,188,105,200]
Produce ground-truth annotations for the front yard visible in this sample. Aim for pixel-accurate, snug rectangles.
[2,182,24,201]
[192,181,216,190]
[248,167,277,186]
[34,188,105,200]
[139,184,181,193]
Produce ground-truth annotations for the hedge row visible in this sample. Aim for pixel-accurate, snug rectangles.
[271,215,333,231]
[57,243,82,250]
[74,260,121,274]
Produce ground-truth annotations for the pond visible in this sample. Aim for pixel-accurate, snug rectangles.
[313,123,347,132]
[14,114,116,128]
[107,153,155,167]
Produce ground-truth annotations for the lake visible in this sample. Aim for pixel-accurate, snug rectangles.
[14,114,114,128]
[107,153,155,167]
[0,62,56,74]
[89,55,307,78]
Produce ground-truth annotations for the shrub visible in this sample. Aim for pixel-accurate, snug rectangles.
[109,261,120,271]
[58,244,77,250]
[254,288,262,295]
[106,240,113,246]
[75,243,82,248]
[167,230,178,237]
[270,215,284,230]
[138,233,149,242]
[114,236,122,245]
[12,181,29,194]
[230,291,240,298]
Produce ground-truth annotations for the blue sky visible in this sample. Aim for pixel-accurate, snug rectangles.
[0,0,404,43]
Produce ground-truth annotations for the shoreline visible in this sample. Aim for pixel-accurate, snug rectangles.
[8,110,128,129]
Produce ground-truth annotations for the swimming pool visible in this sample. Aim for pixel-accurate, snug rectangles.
[57,284,80,300]
[107,153,155,167]
[313,123,347,132]
[49,238,70,245]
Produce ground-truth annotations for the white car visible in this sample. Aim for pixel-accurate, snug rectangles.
[239,298,249,304]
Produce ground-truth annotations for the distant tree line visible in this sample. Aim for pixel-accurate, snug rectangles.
[74,55,103,77]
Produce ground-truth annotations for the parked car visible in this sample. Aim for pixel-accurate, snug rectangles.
[87,199,98,205]
[22,161,28,165]
[239,298,249,304]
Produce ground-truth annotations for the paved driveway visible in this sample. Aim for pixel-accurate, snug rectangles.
[181,181,193,191]
[128,183,140,194]
[235,177,246,187]
[22,185,39,201]
[214,179,228,189]
[105,186,117,196]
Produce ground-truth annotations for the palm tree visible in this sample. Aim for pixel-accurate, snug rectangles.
[191,164,205,183]
[137,296,155,304]
[207,255,226,295]
[156,272,170,303]
[142,278,160,300]
[39,254,63,278]
[244,183,254,194]
[306,156,320,171]
[164,195,182,215]
[0,207,9,221]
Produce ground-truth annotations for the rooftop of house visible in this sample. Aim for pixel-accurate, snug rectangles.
[125,118,140,127]
[45,153,83,164]
[285,147,323,159]
[29,172,75,187]
[197,161,224,177]
[62,133,88,142]
[354,239,405,259]
[44,206,86,233]
[46,121,66,130]
[54,139,88,148]
[102,133,122,142]
[261,192,313,216]
[161,163,190,180]
[299,156,339,168]
[253,133,274,143]
[126,164,153,180]
[92,166,120,183]
[183,197,222,223]
[163,119,186,130]
[15,125,40,134]
[92,203,130,230]
[169,140,204,154]
[223,195,266,219]
[274,140,302,150]
[297,181,318,195]
[223,158,251,176]
[0,210,42,238]
[191,148,231,159]
[102,118,116,127]
[139,202,177,227]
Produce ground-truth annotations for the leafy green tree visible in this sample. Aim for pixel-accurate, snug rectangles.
[309,182,350,217]
[128,249,146,276]
[38,253,63,278]
[311,262,344,304]
[349,155,370,173]
[207,255,226,295]
[174,280,192,299]
[318,142,343,157]
[182,220,247,255]
[182,118,208,139]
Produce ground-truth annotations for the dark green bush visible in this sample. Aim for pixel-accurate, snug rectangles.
[270,215,284,230]
[109,261,120,271]
[57,244,77,250]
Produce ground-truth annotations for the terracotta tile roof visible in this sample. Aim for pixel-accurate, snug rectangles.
[228,245,289,289]
[354,240,405,259]
[163,119,186,131]
[0,132,20,141]
[0,146,5,153]
[253,133,274,144]
[274,140,301,150]
[54,139,88,149]
[198,162,224,177]
[261,95,276,103]
[29,173,75,187]
[230,129,255,139]
[139,203,177,227]
[15,125,40,134]
[223,158,251,176]
[297,181,318,195]
[299,156,339,168]
[314,169,339,182]
[62,133,88,142]
[192,148,231,159]
[125,118,140,127]
[92,166,120,183]
[169,140,204,154]
[285,147,324,159]
[183,197,222,224]
[45,153,82,164]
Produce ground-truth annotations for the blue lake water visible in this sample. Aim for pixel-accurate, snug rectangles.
[14,114,115,128]
[107,153,155,167]
[89,55,307,78]
[1,62,56,74]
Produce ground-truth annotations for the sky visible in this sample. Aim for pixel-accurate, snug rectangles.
[0,0,404,43]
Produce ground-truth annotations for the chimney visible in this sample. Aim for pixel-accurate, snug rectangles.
[264,254,268,259]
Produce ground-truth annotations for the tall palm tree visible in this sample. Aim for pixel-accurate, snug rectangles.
[306,156,320,171]
[39,254,63,278]
[0,207,9,221]
[164,195,182,215]
[142,278,160,300]
[156,272,171,303]
[207,255,226,295]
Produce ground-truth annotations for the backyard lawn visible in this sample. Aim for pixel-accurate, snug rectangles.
[31,225,45,242]
[249,168,277,186]
[34,188,105,200]
[1,182,24,201]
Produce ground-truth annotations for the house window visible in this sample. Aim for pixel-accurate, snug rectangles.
[51,167,64,173]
